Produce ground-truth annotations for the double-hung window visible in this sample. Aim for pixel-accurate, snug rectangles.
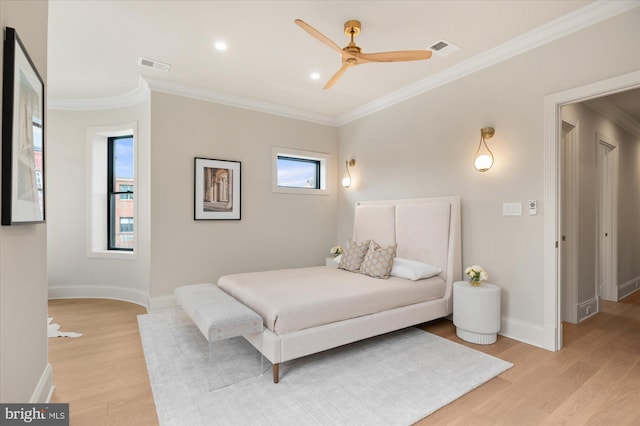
[107,135,134,251]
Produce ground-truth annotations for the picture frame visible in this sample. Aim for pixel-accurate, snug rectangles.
[1,27,45,225]
[194,157,241,220]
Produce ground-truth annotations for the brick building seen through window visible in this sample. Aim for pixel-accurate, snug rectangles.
[108,135,134,250]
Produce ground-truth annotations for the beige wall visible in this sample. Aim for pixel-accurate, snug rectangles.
[617,121,640,287]
[336,9,639,341]
[40,6,638,351]
[0,0,49,402]
[47,101,151,304]
[149,92,338,304]
[562,101,640,303]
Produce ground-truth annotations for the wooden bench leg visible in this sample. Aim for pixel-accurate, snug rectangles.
[273,363,279,383]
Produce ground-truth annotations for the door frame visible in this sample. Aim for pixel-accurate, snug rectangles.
[543,70,640,351]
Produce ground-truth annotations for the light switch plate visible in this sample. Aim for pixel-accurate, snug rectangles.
[503,202,522,216]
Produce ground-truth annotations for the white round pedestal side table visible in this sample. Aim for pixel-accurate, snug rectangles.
[453,281,501,344]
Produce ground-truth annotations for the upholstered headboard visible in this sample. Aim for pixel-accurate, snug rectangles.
[353,196,462,291]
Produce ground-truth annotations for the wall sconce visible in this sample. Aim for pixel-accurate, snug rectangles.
[342,159,356,188]
[474,127,495,172]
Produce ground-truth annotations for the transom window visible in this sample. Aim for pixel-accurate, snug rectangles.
[272,147,330,195]
[276,156,321,189]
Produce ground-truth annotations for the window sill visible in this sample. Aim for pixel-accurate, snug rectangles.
[87,250,137,260]
[272,186,330,196]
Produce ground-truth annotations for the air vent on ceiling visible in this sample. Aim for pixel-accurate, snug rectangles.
[138,57,171,72]
[429,39,459,57]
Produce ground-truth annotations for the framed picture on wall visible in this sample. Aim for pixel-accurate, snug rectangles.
[194,157,241,220]
[1,27,45,225]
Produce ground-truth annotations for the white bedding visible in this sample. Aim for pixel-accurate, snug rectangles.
[218,266,446,334]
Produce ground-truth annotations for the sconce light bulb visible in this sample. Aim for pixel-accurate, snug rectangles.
[474,154,493,172]
[342,176,352,188]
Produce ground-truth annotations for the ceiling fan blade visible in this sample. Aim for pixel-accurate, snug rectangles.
[295,19,343,55]
[357,50,432,63]
[323,62,351,90]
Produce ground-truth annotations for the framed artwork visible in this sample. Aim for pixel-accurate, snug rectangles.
[194,157,241,220]
[1,27,45,225]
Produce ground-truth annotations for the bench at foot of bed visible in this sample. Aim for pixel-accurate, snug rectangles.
[174,283,268,388]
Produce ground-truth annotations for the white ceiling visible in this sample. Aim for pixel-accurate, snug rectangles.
[48,1,634,124]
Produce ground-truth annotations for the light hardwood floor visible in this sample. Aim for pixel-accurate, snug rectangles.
[48,299,158,426]
[48,291,639,425]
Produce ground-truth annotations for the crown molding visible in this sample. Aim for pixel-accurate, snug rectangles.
[585,96,640,137]
[336,0,639,126]
[48,77,150,111]
[47,1,637,126]
[144,77,339,127]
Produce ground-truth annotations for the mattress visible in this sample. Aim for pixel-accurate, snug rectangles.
[218,266,446,334]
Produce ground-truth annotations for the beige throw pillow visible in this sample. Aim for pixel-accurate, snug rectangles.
[338,239,371,272]
[360,240,397,279]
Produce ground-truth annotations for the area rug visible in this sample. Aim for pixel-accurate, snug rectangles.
[138,310,512,426]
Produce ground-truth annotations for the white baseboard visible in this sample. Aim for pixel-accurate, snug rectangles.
[30,363,53,403]
[451,315,547,349]
[618,276,640,300]
[48,285,149,309]
[149,295,176,312]
[499,316,545,349]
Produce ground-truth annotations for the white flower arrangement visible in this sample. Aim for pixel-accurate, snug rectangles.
[465,265,488,286]
[330,246,343,257]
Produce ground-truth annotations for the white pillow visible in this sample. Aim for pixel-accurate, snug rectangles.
[390,258,441,281]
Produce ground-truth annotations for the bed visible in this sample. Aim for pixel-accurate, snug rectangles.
[218,196,461,383]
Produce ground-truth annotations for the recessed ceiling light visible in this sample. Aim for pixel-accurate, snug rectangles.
[214,41,228,51]
[310,72,320,80]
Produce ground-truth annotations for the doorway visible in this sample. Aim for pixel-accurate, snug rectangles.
[543,71,640,352]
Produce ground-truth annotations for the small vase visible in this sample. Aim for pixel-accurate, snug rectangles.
[469,280,481,287]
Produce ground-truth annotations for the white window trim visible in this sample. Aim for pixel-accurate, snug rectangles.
[272,146,331,195]
[86,122,138,260]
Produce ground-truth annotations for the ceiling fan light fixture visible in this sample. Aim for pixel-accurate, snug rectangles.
[294,18,433,90]
[310,72,321,80]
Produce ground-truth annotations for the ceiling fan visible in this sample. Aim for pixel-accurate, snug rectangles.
[295,19,432,89]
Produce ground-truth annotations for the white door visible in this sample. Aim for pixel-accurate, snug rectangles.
[561,118,578,323]
[597,134,618,302]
